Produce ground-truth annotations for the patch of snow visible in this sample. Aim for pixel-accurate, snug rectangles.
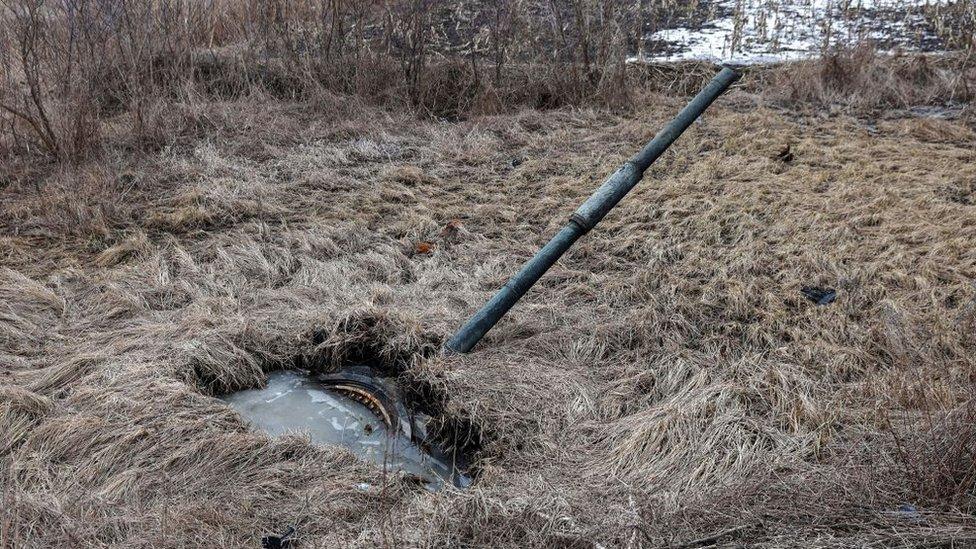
[630,0,949,65]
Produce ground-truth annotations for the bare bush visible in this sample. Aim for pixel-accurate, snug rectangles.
[0,0,641,162]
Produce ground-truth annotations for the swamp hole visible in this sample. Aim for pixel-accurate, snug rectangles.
[221,368,473,491]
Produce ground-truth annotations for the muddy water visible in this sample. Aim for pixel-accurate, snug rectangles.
[221,370,468,490]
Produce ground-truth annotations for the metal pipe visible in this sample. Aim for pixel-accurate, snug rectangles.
[445,66,741,354]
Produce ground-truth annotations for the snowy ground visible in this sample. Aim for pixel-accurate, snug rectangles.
[634,0,949,64]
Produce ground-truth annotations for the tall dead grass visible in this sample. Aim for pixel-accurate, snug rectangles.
[0,0,640,163]
[769,46,976,111]
[2,0,974,168]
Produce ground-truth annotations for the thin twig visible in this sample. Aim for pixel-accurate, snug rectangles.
[670,524,756,549]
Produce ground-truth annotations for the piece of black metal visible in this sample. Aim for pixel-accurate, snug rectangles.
[445,66,741,354]
[801,286,837,305]
[262,526,296,549]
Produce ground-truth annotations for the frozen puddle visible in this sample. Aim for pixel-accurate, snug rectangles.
[222,369,470,490]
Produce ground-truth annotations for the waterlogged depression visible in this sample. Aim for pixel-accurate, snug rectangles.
[222,370,469,490]
[635,0,950,64]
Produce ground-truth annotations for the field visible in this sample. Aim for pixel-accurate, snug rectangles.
[3,2,976,547]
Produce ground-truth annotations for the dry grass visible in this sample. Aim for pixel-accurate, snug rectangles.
[1,55,975,547]
[0,12,973,547]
